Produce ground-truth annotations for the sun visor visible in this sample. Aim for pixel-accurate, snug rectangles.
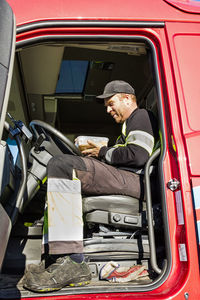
[20,45,64,94]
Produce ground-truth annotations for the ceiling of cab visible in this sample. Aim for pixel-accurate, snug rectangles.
[18,41,151,97]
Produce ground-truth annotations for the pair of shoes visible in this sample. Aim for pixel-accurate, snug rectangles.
[23,256,91,292]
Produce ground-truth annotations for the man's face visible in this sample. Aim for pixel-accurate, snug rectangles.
[104,94,128,123]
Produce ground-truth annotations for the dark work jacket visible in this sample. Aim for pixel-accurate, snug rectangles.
[98,108,158,173]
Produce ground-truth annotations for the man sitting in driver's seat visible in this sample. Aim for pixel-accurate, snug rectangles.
[23,80,157,292]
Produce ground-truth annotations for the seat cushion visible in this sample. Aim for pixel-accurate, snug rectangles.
[82,195,146,215]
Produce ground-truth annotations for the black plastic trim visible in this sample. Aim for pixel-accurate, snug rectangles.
[17,20,165,34]
[4,121,27,225]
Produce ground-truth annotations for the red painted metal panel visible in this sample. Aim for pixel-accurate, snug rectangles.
[14,24,196,299]
[3,0,200,298]
[165,22,200,176]
[164,21,200,299]
[6,0,200,27]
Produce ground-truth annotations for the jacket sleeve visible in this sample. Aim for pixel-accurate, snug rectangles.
[98,144,149,167]
[98,109,156,168]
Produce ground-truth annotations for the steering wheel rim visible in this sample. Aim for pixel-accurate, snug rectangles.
[29,120,82,156]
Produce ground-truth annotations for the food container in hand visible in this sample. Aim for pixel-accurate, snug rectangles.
[75,136,109,151]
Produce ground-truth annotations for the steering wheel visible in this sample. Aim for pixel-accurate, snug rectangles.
[29,120,82,156]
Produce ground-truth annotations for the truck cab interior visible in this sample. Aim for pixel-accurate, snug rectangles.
[0,39,168,297]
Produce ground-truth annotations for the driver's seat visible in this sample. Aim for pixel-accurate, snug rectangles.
[82,139,161,231]
[82,193,149,260]
[82,146,160,260]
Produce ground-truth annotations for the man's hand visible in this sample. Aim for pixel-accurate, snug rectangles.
[81,140,101,157]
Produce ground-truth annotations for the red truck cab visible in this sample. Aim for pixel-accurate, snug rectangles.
[0,0,200,299]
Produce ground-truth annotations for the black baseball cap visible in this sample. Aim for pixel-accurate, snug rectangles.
[96,80,135,99]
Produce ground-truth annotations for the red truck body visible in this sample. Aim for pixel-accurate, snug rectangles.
[1,0,200,299]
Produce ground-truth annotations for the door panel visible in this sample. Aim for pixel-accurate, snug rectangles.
[0,0,15,270]
[0,0,15,141]
[165,22,200,177]
[166,21,200,260]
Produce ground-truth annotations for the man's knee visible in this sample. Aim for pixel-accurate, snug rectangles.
[47,154,73,179]
[47,155,86,179]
